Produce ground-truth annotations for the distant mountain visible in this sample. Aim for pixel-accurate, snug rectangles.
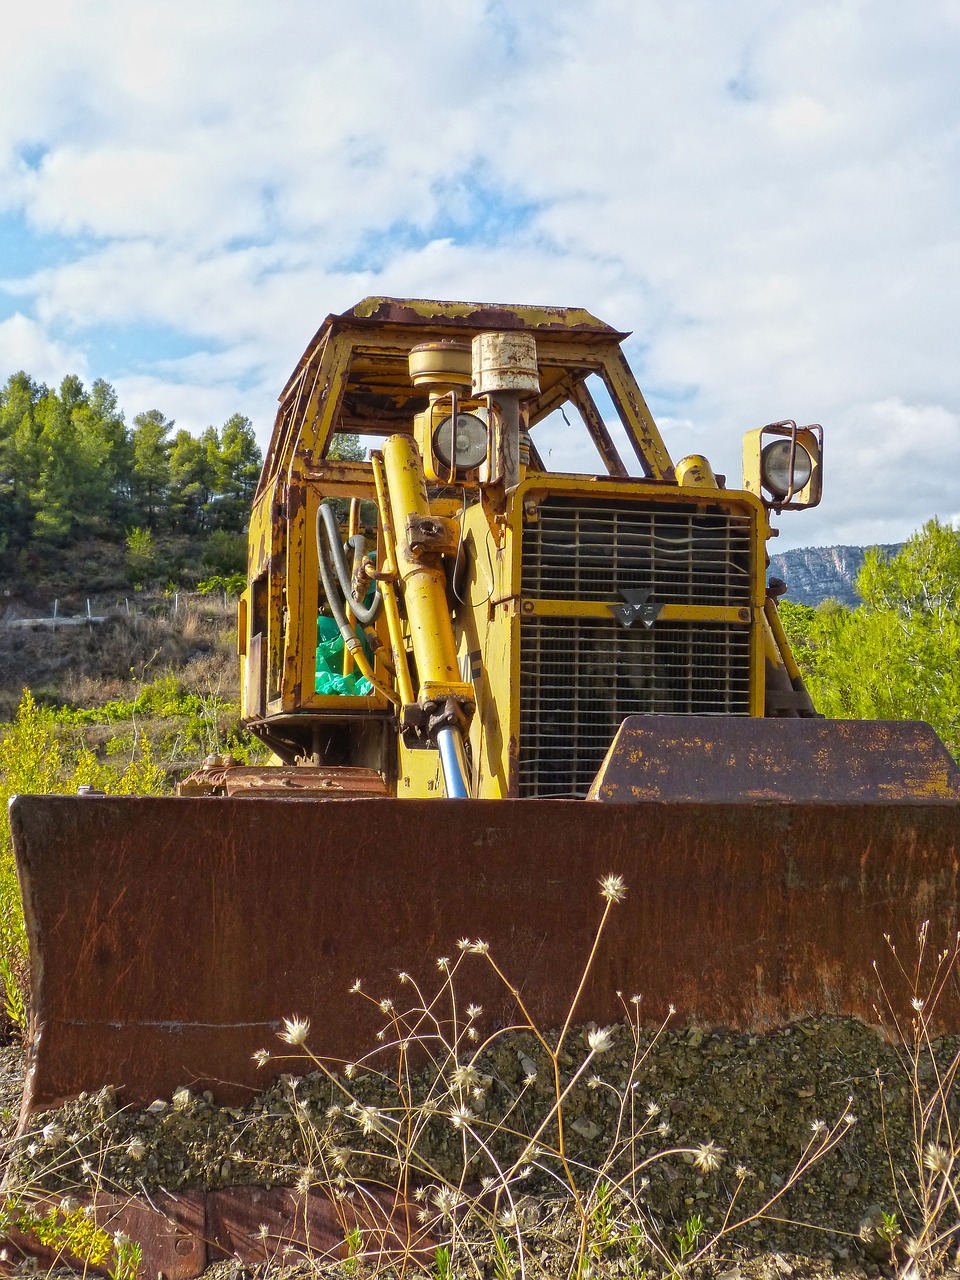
[767,544,903,609]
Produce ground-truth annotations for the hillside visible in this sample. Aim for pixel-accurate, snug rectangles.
[768,543,902,608]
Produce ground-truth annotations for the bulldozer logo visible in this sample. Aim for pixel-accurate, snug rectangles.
[612,589,663,629]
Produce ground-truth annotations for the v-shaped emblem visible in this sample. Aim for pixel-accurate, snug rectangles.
[611,588,662,629]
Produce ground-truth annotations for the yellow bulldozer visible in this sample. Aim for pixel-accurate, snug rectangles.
[10,297,960,1125]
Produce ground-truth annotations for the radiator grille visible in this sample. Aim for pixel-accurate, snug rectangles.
[518,497,754,798]
[519,618,751,797]
[521,499,753,604]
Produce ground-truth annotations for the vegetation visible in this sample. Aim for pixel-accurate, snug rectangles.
[779,518,960,759]
[0,370,260,591]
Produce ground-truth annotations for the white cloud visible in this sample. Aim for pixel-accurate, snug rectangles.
[0,0,957,549]
[0,313,86,386]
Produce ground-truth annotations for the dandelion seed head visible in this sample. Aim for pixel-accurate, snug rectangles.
[278,1015,310,1046]
[599,873,627,903]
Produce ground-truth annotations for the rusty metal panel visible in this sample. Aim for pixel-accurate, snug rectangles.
[4,1191,205,1280]
[588,716,960,803]
[10,793,960,1119]
[206,1185,433,1266]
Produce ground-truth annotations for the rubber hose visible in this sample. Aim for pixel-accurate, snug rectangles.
[317,502,382,625]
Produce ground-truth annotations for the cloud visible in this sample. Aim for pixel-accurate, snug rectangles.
[0,313,86,386]
[0,0,957,549]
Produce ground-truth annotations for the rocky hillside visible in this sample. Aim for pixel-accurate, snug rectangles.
[768,543,902,608]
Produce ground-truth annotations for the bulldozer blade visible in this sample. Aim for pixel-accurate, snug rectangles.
[10,790,960,1118]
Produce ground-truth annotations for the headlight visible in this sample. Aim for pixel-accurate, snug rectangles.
[760,438,813,498]
[433,412,488,471]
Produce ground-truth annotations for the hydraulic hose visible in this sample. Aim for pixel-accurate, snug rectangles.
[316,502,382,625]
[316,511,398,706]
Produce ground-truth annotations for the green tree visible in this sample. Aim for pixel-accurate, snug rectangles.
[168,428,214,532]
[207,413,262,531]
[779,520,960,759]
[0,372,44,547]
[130,409,173,528]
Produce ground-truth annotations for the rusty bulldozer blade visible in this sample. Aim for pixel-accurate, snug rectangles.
[10,720,960,1120]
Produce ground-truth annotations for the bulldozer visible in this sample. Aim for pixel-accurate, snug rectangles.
[10,297,960,1126]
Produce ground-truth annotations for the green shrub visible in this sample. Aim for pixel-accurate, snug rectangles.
[0,691,168,1034]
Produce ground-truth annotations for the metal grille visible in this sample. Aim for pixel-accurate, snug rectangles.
[518,497,754,798]
[521,498,753,605]
[519,618,752,797]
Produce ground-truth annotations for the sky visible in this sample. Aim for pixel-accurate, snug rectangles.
[1,0,958,551]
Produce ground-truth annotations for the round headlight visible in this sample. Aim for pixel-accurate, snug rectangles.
[760,438,813,499]
[433,412,488,471]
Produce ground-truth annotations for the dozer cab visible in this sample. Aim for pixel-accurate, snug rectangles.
[10,298,960,1124]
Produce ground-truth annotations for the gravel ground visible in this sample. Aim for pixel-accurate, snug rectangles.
[6,1019,960,1277]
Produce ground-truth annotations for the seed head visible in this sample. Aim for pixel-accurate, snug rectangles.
[466,1003,482,1019]
[735,1163,752,1180]
[469,939,490,954]
[449,1103,475,1130]
[923,1141,953,1175]
[645,1101,661,1118]
[586,1026,615,1054]
[522,1072,538,1088]
[378,997,394,1013]
[693,1141,725,1173]
[437,956,450,972]
[126,1139,146,1161]
[279,1015,310,1046]
[349,979,362,993]
[252,1048,270,1068]
[42,1122,63,1146]
[450,1064,480,1091]
[911,997,925,1012]
[355,1105,381,1135]
[344,1063,357,1079]
[113,1232,130,1248]
[59,1198,80,1215]
[498,1207,517,1228]
[599,873,627,903]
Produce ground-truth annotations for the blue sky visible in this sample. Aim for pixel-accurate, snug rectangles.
[1,0,958,549]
